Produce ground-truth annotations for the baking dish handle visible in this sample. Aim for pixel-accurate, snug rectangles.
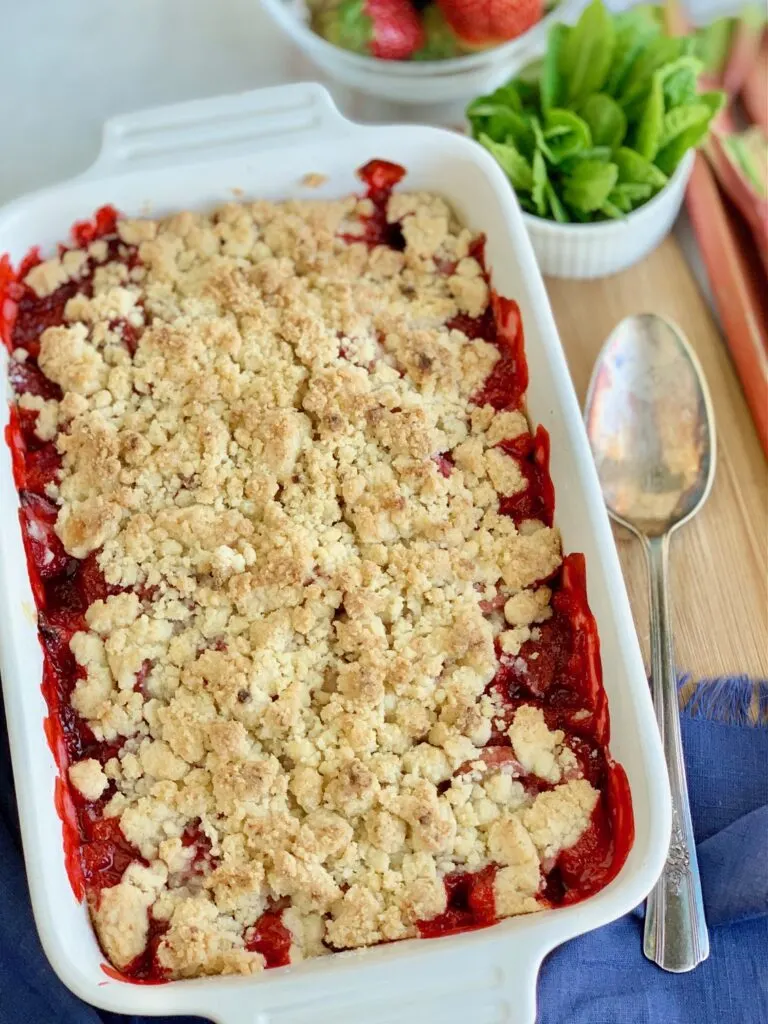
[203,943,545,1024]
[82,83,352,178]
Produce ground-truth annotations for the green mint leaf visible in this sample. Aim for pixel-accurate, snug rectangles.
[658,56,703,108]
[558,147,613,173]
[634,74,664,160]
[580,93,627,149]
[561,0,617,103]
[530,116,555,164]
[468,104,536,157]
[541,23,569,112]
[532,149,550,216]
[562,160,619,212]
[478,132,534,192]
[605,181,653,214]
[467,83,524,117]
[546,182,570,222]
[600,198,626,219]
[515,79,541,111]
[543,108,592,162]
[503,115,537,160]
[606,7,663,97]
[654,118,712,175]
[698,90,727,119]
[615,146,668,189]
[658,102,712,152]
[615,181,653,202]
[568,206,595,223]
[618,36,693,113]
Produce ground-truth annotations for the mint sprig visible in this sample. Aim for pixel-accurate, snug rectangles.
[467,0,725,223]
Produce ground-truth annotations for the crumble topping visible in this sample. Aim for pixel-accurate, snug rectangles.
[15,189,601,977]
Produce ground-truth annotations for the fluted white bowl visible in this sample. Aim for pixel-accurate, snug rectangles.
[521,150,695,279]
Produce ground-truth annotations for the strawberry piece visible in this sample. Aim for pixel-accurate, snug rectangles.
[78,550,121,606]
[318,0,425,60]
[436,0,542,48]
[556,798,613,899]
[456,745,521,774]
[71,204,119,247]
[245,910,292,968]
[467,863,498,924]
[432,451,454,477]
[12,283,78,358]
[23,443,61,495]
[181,819,218,874]
[19,491,69,580]
[80,813,140,891]
[417,865,498,937]
[8,359,62,401]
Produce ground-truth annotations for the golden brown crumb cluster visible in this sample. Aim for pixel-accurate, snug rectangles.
[22,190,596,978]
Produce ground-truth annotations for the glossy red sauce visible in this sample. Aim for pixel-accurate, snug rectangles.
[418,865,497,938]
[3,173,633,978]
[342,160,407,250]
[102,917,170,984]
[245,909,293,969]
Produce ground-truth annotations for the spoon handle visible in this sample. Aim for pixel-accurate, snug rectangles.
[643,534,710,972]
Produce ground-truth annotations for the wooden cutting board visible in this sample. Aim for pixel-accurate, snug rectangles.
[546,234,768,684]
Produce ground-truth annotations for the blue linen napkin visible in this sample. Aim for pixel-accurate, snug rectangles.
[1,679,766,1024]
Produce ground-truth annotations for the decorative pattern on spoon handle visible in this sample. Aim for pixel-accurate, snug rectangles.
[643,534,710,973]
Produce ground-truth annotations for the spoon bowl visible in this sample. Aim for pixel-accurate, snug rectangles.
[585,313,716,538]
[585,313,716,974]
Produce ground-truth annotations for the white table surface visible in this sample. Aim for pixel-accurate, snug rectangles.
[1,0,710,296]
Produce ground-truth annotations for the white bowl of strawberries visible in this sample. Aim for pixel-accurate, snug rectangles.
[261,0,584,104]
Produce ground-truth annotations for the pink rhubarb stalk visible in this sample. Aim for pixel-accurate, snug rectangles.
[686,153,768,457]
[704,107,768,278]
[721,8,765,96]
[742,27,768,131]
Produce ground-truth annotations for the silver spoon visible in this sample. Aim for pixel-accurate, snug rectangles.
[585,313,715,973]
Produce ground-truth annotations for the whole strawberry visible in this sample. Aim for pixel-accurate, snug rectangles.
[317,0,425,60]
[436,0,543,48]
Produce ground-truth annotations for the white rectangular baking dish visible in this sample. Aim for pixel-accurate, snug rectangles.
[0,83,670,1024]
